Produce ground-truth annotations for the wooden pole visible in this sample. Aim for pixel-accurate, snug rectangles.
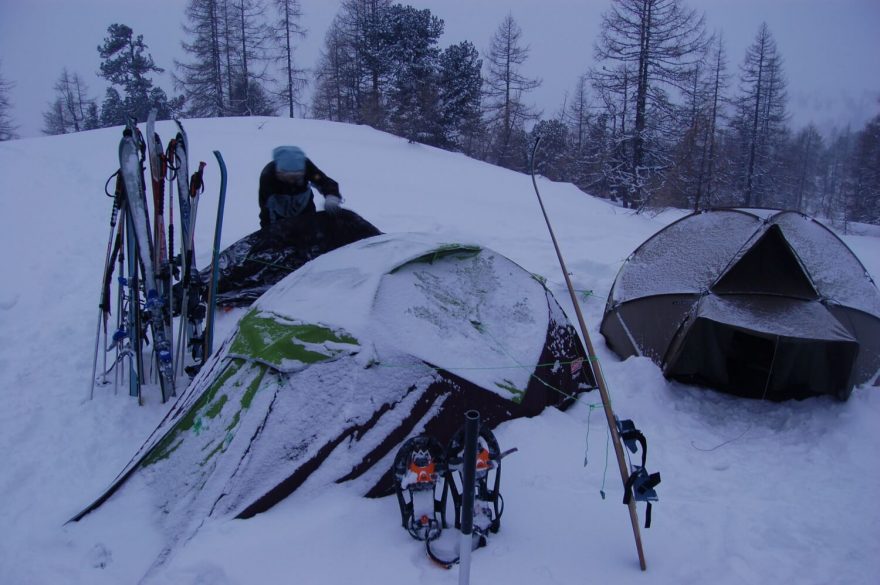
[529,138,647,571]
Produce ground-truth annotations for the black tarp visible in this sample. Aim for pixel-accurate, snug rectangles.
[203,209,382,306]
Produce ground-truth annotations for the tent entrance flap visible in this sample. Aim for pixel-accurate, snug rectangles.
[665,318,860,401]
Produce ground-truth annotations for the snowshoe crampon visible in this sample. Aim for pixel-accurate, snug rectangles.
[393,435,449,542]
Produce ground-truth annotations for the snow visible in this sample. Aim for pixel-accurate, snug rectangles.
[1,117,878,585]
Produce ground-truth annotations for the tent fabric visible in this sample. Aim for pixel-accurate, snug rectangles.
[692,295,857,342]
[72,234,595,542]
[601,209,880,401]
[202,208,382,306]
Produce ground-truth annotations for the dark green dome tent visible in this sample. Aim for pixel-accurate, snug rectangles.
[600,209,880,401]
[72,233,594,544]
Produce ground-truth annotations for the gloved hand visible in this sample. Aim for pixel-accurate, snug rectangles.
[324,194,341,214]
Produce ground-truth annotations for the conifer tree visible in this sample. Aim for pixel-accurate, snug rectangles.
[0,62,19,141]
[384,5,444,144]
[437,41,483,155]
[731,23,789,207]
[98,23,176,124]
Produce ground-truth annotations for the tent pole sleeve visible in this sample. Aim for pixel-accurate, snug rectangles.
[529,137,647,571]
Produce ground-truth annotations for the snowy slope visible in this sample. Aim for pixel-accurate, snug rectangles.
[0,117,878,585]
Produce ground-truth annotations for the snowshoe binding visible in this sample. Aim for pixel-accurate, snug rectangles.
[446,425,514,543]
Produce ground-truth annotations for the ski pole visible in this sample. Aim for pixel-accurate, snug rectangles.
[529,137,647,571]
[89,180,124,400]
[458,410,479,585]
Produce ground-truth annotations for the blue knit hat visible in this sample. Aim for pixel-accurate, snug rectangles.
[272,146,306,174]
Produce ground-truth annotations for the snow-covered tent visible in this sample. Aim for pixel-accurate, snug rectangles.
[600,209,880,401]
[73,233,594,536]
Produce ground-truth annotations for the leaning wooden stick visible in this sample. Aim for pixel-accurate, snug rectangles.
[529,137,647,571]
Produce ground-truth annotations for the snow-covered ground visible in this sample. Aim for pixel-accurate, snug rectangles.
[0,117,878,585]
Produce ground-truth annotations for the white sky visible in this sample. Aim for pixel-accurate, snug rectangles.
[1,0,878,138]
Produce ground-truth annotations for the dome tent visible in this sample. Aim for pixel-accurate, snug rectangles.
[600,209,880,401]
[72,233,595,539]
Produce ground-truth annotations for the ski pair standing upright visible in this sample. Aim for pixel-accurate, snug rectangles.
[90,114,226,403]
[168,120,209,377]
[115,117,176,402]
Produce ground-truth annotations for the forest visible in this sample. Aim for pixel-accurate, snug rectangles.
[0,0,877,224]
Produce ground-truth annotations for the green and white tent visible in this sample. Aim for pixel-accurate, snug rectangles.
[72,233,594,541]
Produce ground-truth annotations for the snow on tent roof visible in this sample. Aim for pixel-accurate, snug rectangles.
[768,212,880,316]
[696,295,858,342]
[610,210,761,301]
[256,232,550,394]
[71,233,594,550]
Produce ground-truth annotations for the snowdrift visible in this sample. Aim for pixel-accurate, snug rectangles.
[72,233,595,543]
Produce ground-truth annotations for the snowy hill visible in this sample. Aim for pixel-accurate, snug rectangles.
[0,117,878,585]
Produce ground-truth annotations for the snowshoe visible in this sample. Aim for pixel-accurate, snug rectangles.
[446,425,514,539]
[393,435,449,542]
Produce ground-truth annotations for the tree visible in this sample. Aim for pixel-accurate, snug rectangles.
[589,62,637,202]
[784,124,824,213]
[562,73,614,195]
[0,62,19,141]
[384,5,444,144]
[593,0,709,208]
[311,19,354,121]
[177,0,226,117]
[698,35,730,208]
[484,14,541,171]
[226,0,276,116]
[731,22,789,207]
[819,127,855,221]
[659,34,731,210]
[273,0,308,117]
[437,41,483,155]
[42,68,97,135]
[531,118,571,181]
[98,23,177,124]
[849,113,880,223]
[311,0,393,127]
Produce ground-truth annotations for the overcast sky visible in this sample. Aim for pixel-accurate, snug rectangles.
[1,0,878,139]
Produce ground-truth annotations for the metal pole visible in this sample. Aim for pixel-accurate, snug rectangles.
[529,137,647,570]
[458,410,480,585]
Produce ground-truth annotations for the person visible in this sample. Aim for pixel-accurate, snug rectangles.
[258,146,342,229]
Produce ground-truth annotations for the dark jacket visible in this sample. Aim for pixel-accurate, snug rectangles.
[258,159,340,229]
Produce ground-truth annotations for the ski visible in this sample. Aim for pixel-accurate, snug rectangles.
[145,109,175,380]
[123,205,143,401]
[204,150,227,360]
[171,120,208,377]
[169,120,205,376]
[119,121,175,402]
